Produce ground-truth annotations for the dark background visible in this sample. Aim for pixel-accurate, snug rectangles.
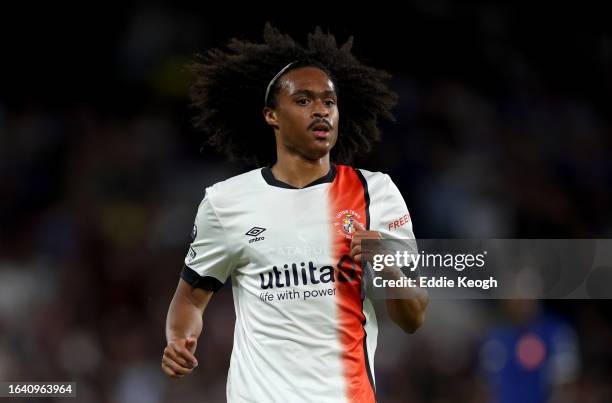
[1,2,611,402]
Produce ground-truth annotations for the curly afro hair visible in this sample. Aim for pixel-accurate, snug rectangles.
[189,23,397,166]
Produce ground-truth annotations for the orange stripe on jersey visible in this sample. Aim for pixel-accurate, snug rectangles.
[328,165,376,403]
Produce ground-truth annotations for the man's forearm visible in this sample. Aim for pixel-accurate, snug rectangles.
[382,267,428,333]
[162,281,211,378]
[166,292,205,342]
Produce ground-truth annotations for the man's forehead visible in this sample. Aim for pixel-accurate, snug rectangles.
[280,67,336,95]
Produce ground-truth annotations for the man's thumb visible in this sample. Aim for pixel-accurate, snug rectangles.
[186,337,197,350]
[354,220,366,232]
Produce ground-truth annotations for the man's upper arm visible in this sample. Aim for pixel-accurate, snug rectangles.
[181,187,237,292]
[376,174,414,239]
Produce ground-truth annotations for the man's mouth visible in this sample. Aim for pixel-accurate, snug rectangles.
[310,123,331,139]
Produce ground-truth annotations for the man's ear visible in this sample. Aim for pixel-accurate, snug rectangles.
[263,107,279,129]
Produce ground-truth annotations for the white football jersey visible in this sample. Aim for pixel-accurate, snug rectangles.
[182,165,414,403]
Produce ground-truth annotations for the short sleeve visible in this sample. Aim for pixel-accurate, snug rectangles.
[181,189,235,292]
[373,175,415,240]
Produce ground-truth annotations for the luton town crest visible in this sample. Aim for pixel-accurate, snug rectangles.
[334,209,363,239]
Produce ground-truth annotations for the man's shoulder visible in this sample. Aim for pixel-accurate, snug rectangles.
[209,167,262,190]
[205,167,263,200]
[346,166,391,186]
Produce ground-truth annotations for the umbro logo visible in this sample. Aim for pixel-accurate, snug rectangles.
[246,227,266,243]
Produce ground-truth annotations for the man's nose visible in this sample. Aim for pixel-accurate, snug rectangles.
[312,99,329,117]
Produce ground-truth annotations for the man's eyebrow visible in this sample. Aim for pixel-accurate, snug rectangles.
[290,89,337,98]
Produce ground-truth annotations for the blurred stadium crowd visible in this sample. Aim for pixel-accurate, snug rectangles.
[1,2,611,402]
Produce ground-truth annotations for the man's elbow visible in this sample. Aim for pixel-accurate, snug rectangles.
[399,312,426,334]
[390,308,426,334]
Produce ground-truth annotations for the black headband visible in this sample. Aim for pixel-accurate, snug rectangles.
[264,61,299,106]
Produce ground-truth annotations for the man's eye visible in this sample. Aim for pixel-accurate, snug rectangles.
[325,99,336,106]
[296,99,310,105]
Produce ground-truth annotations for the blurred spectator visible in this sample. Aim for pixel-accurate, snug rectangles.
[479,301,580,403]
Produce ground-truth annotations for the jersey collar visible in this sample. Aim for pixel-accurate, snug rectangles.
[261,164,337,189]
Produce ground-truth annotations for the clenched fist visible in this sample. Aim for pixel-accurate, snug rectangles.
[350,220,382,264]
[161,337,199,378]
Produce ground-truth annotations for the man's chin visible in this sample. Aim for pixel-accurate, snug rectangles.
[304,143,333,161]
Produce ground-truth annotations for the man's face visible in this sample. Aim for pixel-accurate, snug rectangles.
[264,67,339,161]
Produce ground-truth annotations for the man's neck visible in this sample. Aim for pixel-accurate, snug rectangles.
[271,154,331,189]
